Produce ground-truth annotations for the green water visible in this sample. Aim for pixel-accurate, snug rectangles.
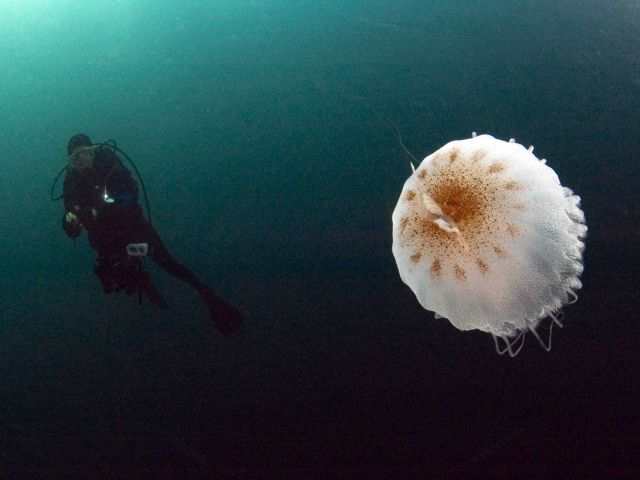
[0,0,638,475]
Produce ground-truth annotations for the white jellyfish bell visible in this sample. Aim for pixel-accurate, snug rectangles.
[392,133,587,356]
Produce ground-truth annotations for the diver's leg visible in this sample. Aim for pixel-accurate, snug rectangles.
[94,257,116,294]
[145,224,242,334]
[145,225,203,288]
[136,269,169,309]
[95,252,168,308]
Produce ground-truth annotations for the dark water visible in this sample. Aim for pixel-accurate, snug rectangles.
[1,0,638,477]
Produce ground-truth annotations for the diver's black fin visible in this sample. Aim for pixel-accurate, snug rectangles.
[196,285,243,334]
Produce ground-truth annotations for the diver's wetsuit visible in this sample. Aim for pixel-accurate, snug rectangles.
[62,146,242,333]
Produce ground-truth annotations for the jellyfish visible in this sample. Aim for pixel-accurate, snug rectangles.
[392,133,587,356]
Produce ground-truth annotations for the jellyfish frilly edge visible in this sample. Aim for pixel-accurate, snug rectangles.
[391,133,587,356]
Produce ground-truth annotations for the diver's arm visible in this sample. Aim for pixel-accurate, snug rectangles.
[62,202,100,238]
[108,160,139,207]
[62,210,82,238]
[62,173,83,238]
[62,171,80,213]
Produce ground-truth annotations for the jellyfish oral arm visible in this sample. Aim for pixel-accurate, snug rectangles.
[418,189,469,250]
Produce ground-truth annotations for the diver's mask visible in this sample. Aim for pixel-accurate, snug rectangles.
[69,146,96,170]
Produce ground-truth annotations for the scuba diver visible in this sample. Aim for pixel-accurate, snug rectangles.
[60,133,242,334]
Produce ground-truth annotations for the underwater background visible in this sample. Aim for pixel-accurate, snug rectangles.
[1,0,638,477]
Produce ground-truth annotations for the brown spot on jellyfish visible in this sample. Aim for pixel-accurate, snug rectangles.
[503,181,522,191]
[488,162,504,173]
[476,258,489,274]
[471,149,487,163]
[453,265,466,280]
[399,216,410,233]
[430,258,442,279]
[391,134,587,356]
[506,223,520,236]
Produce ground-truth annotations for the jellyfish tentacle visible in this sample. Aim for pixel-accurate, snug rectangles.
[492,331,525,357]
[549,311,564,328]
[509,331,526,357]
[352,94,419,163]
[530,324,550,351]
[529,312,564,352]
[492,334,506,355]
